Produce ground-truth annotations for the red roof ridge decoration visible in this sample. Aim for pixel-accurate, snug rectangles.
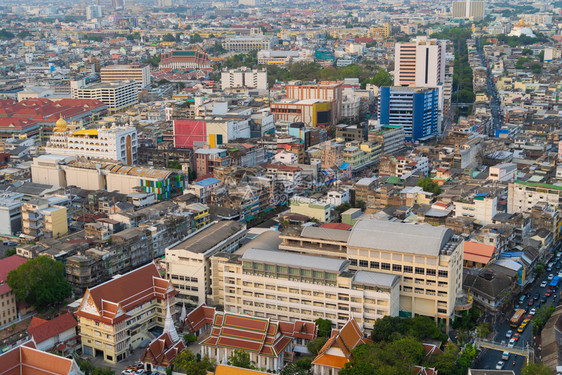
[140,332,186,369]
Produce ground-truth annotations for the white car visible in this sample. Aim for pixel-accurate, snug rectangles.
[496,360,505,370]
[508,338,516,348]
[530,308,536,315]
[548,274,554,281]
[505,330,513,338]
[541,281,548,287]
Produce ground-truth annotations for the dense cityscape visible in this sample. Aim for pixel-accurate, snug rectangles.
[0,0,561,374]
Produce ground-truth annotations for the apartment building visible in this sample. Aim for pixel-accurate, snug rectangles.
[0,255,27,327]
[22,199,68,239]
[221,67,268,91]
[165,221,247,306]
[368,125,405,155]
[70,80,138,113]
[290,197,331,223]
[286,81,343,121]
[453,193,497,225]
[0,192,24,235]
[223,248,400,331]
[100,64,151,89]
[347,220,464,326]
[76,263,176,364]
[508,180,562,214]
[394,37,446,88]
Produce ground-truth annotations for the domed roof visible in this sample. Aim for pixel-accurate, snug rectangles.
[56,115,67,132]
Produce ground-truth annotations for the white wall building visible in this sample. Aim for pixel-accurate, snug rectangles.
[101,64,151,89]
[0,193,24,235]
[45,118,137,165]
[71,80,138,112]
[394,36,446,88]
[453,194,497,225]
[488,163,517,182]
[221,67,268,91]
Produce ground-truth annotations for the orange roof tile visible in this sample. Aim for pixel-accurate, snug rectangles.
[312,354,349,369]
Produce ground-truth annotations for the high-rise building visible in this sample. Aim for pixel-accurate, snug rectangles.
[379,86,439,142]
[100,64,151,89]
[452,0,485,20]
[394,36,446,88]
[86,5,102,20]
[221,67,268,91]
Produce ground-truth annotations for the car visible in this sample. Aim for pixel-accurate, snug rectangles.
[496,360,505,370]
[526,314,533,320]
[558,272,562,278]
[534,293,540,300]
[136,370,144,375]
[530,308,536,315]
[502,351,510,360]
[547,267,553,272]
[548,274,554,280]
[508,338,516,347]
[528,298,534,306]
[514,304,520,312]
[513,333,520,341]
[541,296,547,303]
[546,290,552,297]
[505,330,513,338]
[517,324,527,333]
[541,281,548,287]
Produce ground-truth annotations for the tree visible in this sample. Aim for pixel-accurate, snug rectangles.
[228,349,254,369]
[521,363,552,375]
[535,261,546,277]
[191,33,203,43]
[533,303,555,335]
[281,357,313,375]
[7,256,71,309]
[368,68,393,87]
[531,63,542,74]
[4,248,17,257]
[457,345,477,373]
[315,318,333,337]
[521,48,533,56]
[307,337,328,355]
[173,350,214,375]
[74,356,115,375]
[417,177,442,195]
[0,29,15,40]
[183,333,197,344]
[429,343,459,375]
[162,33,176,42]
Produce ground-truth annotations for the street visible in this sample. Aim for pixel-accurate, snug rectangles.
[475,255,561,372]
[476,37,503,134]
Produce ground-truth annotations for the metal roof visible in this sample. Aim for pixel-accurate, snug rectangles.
[348,220,454,257]
[352,270,400,288]
[300,226,350,242]
[242,249,347,273]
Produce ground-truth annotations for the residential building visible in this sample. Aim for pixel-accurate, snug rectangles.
[185,203,210,229]
[452,0,485,20]
[286,81,343,121]
[221,67,268,91]
[379,87,439,142]
[193,148,231,177]
[0,341,83,375]
[270,99,335,128]
[165,221,247,306]
[347,221,465,327]
[368,125,405,155]
[342,141,381,172]
[0,255,27,327]
[0,192,24,235]
[223,249,400,331]
[70,80,138,113]
[21,199,68,239]
[222,36,274,52]
[76,262,176,363]
[101,64,151,89]
[159,50,211,70]
[487,163,517,182]
[290,197,331,222]
[394,37,446,88]
[453,193,498,225]
[507,180,562,214]
[45,118,138,165]
[173,118,251,148]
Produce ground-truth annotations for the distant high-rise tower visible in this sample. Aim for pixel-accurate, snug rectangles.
[452,0,485,20]
[112,0,124,9]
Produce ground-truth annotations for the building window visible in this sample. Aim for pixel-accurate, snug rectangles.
[415,267,425,275]
[404,266,413,273]
[350,259,357,266]
[359,260,368,267]
[438,270,448,278]
[381,263,391,270]
[392,264,402,272]
[438,308,447,314]
[370,261,379,269]
[426,269,436,276]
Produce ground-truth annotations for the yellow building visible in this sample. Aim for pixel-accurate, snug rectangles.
[76,263,176,364]
[342,141,382,172]
[369,24,391,39]
[22,199,68,239]
[290,197,331,222]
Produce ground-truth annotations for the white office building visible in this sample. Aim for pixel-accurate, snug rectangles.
[101,64,151,89]
[221,67,268,91]
[71,80,138,113]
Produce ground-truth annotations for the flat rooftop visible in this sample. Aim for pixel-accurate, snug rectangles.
[242,248,347,273]
[170,221,246,254]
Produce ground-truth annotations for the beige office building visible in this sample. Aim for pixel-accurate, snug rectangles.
[165,221,247,306]
[101,64,151,89]
[222,248,400,331]
[346,220,464,326]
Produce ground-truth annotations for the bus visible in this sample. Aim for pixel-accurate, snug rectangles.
[510,308,526,328]
[549,276,560,289]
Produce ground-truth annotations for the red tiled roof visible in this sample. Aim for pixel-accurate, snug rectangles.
[0,342,74,375]
[27,313,77,345]
[0,255,27,283]
[320,223,352,231]
[184,303,216,334]
[140,332,186,368]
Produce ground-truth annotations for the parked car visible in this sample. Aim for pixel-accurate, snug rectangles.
[505,330,513,338]
[513,333,520,341]
[541,281,548,288]
[502,351,510,360]
[530,308,536,315]
[548,274,554,280]
[508,338,516,347]
[527,298,534,306]
[496,360,505,370]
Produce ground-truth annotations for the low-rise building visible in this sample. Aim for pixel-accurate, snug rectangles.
[290,197,331,222]
[21,199,68,239]
[0,255,27,327]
